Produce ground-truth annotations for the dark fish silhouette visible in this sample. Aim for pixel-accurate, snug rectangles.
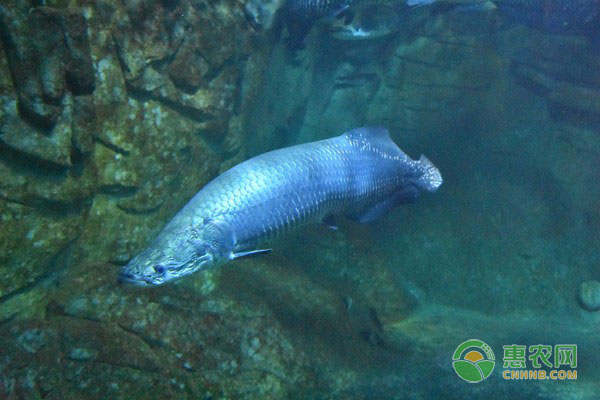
[284,0,353,48]
[283,0,412,47]
[329,3,409,40]
[408,0,600,33]
[495,0,600,33]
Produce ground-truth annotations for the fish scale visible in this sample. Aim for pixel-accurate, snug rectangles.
[119,127,442,286]
[214,143,356,247]
[195,128,428,247]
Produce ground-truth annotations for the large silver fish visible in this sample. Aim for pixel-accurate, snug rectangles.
[118,127,442,286]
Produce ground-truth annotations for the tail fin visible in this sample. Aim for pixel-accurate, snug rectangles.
[415,155,443,192]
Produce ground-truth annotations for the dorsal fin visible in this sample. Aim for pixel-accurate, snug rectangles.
[344,126,390,141]
[343,126,409,160]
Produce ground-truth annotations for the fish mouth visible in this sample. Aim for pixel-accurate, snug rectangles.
[117,272,153,286]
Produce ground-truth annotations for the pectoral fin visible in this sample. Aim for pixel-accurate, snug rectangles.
[326,5,350,21]
[231,248,272,260]
[322,215,339,231]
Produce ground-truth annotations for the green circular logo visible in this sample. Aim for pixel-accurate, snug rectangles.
[452,339,495,383]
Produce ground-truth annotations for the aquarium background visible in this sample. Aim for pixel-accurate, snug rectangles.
[0,0,598,398]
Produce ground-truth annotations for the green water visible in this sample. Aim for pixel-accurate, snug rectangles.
[0,1,598,399]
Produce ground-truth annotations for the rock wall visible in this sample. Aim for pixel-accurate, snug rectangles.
[0,0,265,317]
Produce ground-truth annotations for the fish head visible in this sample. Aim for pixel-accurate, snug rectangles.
[118,218,234,286]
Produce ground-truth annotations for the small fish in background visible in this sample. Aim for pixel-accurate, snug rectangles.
[283,0,353,48]
[329,3,410,40]
[283,0,415,48]
[494,0,600,33]
[343,296,354,310]
[407,0,600,34]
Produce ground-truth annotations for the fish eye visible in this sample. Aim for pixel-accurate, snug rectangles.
[154,265,166,274]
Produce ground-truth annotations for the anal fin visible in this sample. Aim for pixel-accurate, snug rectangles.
[348,186,419,223]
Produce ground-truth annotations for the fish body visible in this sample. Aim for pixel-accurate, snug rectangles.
[284,0,352,47]
[286,0,351,21]
[283,0,405,47]
[408,0,600,33]
[119,127,442,286]
[493,0,600,32]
